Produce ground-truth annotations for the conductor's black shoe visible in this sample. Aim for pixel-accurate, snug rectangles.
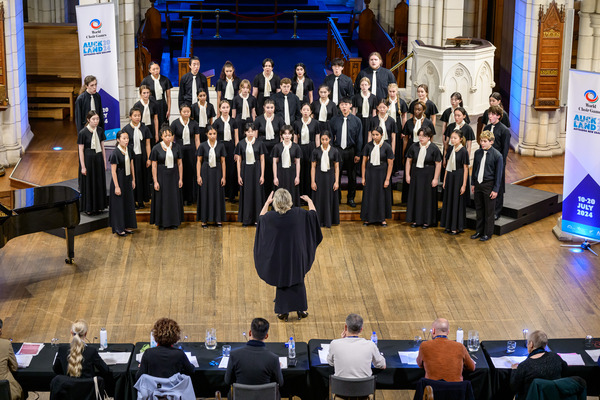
[479,235,491,241]
[347,200,357,208]
[297,311,309,320]
[494,214,500,220]
[470,233,482,239]
[277,313,289,322]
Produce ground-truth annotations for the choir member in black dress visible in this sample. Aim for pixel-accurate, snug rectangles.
[215,61,241,106]
[331,98,363,207]
[440,92,470,136]
[354,52,396,100]
[255,99,284,195]
[408,84,439,126]
[471,131,503,241]
[78,110,107,215]
[361,127,394,226]
[311,132,340,227]
[150,126,184,230]
[121,107,151,208]
[140,62,173,127]
[405,126,442,228]
[353,77,377,145]
[441,129,470,235]
[178,56,208,107]
[75,75,104,132]
[311,84,339,132]
[272,125,302,206]
[191,89,216,143]
[481,92,511,127]
[443,106,475,162]
[213,100,239,202]
[387,83,408,128]
[324,58,354,105]
[109,131,137,236]
[134,85,160,145]
[236,123,266,226]
[252,58,280,115]
[292,62,314,104]
[484,105,511,220]
[255,189,322,321]
[272,78,300,126]
[369,99,397,155]
[170,104,200,205]
[196,125,226,227]
[232,79,257,128]
[293,103,320,197]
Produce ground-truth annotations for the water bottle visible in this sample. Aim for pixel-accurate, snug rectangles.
[456,327,464,343]
[371,331,378,346]
[288,337,296,359]
[99,328,108,350]
[150,332,157,348]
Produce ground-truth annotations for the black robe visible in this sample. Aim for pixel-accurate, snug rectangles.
[196,141,227,223]
[254,207,323,313]
[170,118,201,204]
[408,99,439,121]
[215,77,241,102]
[78,126,107,213]
[405,142,442,226]
[133,99,160,147]
[293,118,321,197]
[271,142,302,206]
[213,116,238,200]
[149,143,184,228]
[360,141,394,223]
[121,123,152,203]
[109,147,137,233]
[140,74,173,127]
[441,146,470,232]
[235,139,266,225]
[311,146,341,228]
[191,101,216,142]
[252,72,281,115]
[75,91,104,132]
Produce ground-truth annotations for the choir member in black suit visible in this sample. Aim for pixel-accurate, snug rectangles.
[150,126,184,230]
[293,103,320,197]
[354,52,396,100]
[255,99,285,195]
[440,92,470,136]
[78,110,107,215]
[213,100,239,202]
[443,106,475,162]
[353,77,377,146]
[178,56,208,107]
[191,89,216,143]
[135,318,194,381]
[311,131,340,227]
[134,85,160,146]
[441,129,470,235]
[236,123,266,226]
[331,97,363,207]
[471,131,503,241]
[121,107,151,208]
[323,58,354,105]
[215,61,241,106]
[361,127,394,226]
[252,58,280,115]
[387,83,408,127]
[408,84,439,126]
[311,84,339,132]
[75,75,104,132]
[481,92,511,127]
[405,126,442,228]
[484,105,511,220]
[272,78,300,126]
[369,99,397,155]
[292,62,314,104]
[272,125,302,206]
[109,131,137,236]
[140,62,172,127]
[232,79,257,129]
[170,103,200,205]
[196,125,226,227]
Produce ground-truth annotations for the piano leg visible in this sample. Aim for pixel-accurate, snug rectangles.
[65,227,75,264]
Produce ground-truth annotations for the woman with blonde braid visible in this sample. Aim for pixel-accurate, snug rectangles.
[53,319,109,378]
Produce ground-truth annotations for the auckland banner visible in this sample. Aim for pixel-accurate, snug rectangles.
[76,3,120,140]
[562,69,600,240]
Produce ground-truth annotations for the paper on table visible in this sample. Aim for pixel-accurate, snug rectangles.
[490,356,527,369]
[585,349,600,362]
[558,353,585,366]
[183,352,199,368]
[279,357,288,369]
[135,353,142,363]
[15,354,33,368]
[317,344,330,364]
[398,351,419,365]
[218,356,229,369]
[17,343,44,356]
[99,352,131,365]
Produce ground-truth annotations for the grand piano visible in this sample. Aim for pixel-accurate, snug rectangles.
[0,186,80,264]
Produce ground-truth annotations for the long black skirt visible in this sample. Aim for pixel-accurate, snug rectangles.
[79,148,107,213]
[275,164,300,206]
[440,169,468,232]
[263,141,276,196]
[132,153,150,203]
[406,165,438,226]
[223,140,237,200]
[360,163,392,223]
[311,168,339,228]
[299,143,315,197]
[156,98,168,127]
[196,162,226,223]
[109,170,137,233]
[238,163,265,225]
[275,282,307,314]
[150,165,184,227]
[181,143,197,204]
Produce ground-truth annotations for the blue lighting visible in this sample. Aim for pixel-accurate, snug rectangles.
[570,248,584,254]
[52,147,63,151]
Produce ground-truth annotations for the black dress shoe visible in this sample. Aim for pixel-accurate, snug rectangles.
[116,231,127,237]
[470,232,482,239]
[494,214,500,220]
[347,200,357,208]
[410,223,418,228]
[363,222,369,226]
[297,311,309,320]
[277,313,289,322]
[479,235,491,241]
[450,231,458,235]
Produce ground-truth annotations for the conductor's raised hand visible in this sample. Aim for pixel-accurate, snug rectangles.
[266,191,275,205]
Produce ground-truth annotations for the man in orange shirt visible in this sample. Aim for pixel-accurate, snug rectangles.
[416,318,475,381]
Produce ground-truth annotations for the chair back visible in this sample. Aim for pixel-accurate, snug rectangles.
[49,375,104,400]
[526,377,587,400]
[0,380,11,400]
[413,378,474,400]
[423,385,434,400]
[231,382,279,400]
[329,375,376,398]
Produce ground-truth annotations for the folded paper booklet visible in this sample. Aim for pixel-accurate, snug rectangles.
[99,352,131,365]
[585,349,600,362]
[184,352,199,368]
[279,357,288,369]
[398,351,419,365]
[17,343,44,356]
[218,356,229,369]
[318,344,330,364]
[557,353,585,366]
[15,354,33,368]
[490,356,527,369]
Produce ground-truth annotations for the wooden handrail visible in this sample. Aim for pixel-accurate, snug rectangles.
[181,16,193,58]
[327,17,351,60]
[390,51,413,72]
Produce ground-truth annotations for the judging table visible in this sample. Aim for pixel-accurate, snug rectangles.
[12,342,134,400]
[481,339,600,400]
[308,339,492,400]
[128,341,310,399]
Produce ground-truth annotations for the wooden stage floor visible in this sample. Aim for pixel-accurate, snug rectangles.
[1,119,597,400]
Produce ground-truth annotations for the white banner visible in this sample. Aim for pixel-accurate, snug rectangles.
[562,70,600,240]
[76,3,120,140]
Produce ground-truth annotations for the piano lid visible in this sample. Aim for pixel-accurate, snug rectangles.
[1,186,80,214]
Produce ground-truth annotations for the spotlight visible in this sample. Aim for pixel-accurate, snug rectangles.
[53,147,63,151]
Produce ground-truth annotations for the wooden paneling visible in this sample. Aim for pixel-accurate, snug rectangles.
[24,23,80,79]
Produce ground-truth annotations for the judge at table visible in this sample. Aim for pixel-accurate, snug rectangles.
[254,189,323,322]
[0,319,23,400]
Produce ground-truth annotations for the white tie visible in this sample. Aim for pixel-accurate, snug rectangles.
[449,107,456,124]
[89,126,101,153]
[333,77,339,105]
[296,78,304,101]
[132,123,143,155]
[282,142,292,168]
[416,142,428,168]
[371,70,377,96]
[490,124,495,133]
[388,101,397,122]
[265,115,275,140]
[120,145,131,176]
[241,95,250,119]
[223,117,232,141]
[192,75,197,104]
[264,73,271,97]
[164,143,174,168]
[208,140,217,168]
[361,93,369,118]
[246,138,256,164]
[225,78,234,100]
[478,151,487,183]
[318,100,328,122]
[447,145,462,172]
[413,117,423,142]
[320,145,330,172]
[379,117,388,141]
[90,94,95,112]
[284,95,290,125]
[371,141,382,166]
[301,119,310,144]
[141,99,151,125]
[180,117,190,145]
[199,104,207,127]
[341,117,348,149]
[152,75,163,100]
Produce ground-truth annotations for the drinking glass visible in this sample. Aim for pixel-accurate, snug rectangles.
[468,330,480,352]
[507,340,516,353]
[222,345,231,357]
[205,328,217,350]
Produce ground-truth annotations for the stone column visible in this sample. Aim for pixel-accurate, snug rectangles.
[589,13,600,71]
[576,1,594,71]
[443,0,465,40]
[432,1,443,46]
[27,0,64,23]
